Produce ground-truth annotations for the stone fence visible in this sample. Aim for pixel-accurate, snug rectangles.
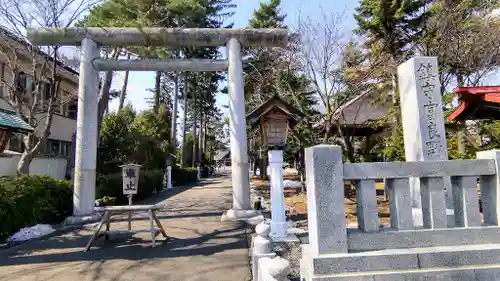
[301,145,500,280]
[252,222,291,281]
[305,145,500,255]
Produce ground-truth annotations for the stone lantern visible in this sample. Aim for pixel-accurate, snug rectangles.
[165,153,176,190]
[247,95,303,240]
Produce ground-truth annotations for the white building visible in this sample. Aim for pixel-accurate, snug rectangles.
[0,26,78,179]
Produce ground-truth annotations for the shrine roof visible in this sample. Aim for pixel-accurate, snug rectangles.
[0,109,35,134]
[246,95,304,130]
[448,86,500,122]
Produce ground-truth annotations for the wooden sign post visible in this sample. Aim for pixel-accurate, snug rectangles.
[120,163,142,230]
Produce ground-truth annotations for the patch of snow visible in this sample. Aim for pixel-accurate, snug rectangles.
[283,180,302,189]
[283,168,298,176]
[7,224,55,243]
[288,227,307,234]
[492,8,500,17]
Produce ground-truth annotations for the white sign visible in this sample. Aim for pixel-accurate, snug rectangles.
[120,164,141,195]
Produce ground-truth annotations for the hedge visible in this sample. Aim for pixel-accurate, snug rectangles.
[172,167,198,186]
[0,175,72,242]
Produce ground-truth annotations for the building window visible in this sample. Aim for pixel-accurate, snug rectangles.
[38,139,72,157]
[59,140,71,157]
[50,140,60,156]
[25,75,34,93]
[7,134,23,152]
[68,102,77,119]
[42,82,51,100]
[17,72,26,92]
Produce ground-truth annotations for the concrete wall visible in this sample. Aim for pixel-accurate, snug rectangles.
[0,152,68,180]
[34,113,77,142]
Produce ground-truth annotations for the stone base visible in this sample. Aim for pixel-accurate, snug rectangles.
[221,209,264,225]
[412,208,455,228]
[64,214,102,226]
[270,233,300,243]
[300,243,500,280]
[271,220,288,238]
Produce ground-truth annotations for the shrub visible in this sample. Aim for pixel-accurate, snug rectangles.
[172,167,198,186]
[0,175,72,242]
[95,196,117,207]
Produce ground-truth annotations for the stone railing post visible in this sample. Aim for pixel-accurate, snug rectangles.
[252,222,276,281]
[477,150,500,225]
[305,145,347,255]
[258,256,291,281]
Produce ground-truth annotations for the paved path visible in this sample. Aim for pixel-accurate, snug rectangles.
[0,174,251,281]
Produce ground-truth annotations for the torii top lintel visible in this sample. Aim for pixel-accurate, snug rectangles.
[26,27,291,47]
[448,86,500,122]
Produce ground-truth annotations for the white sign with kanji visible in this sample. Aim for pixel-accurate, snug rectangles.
[120,164,141,195]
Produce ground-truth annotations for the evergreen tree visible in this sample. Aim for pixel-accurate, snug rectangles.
[248,0,286,28]
[244,0,287,109]
[354,0,428,58]
[354,0,429,101]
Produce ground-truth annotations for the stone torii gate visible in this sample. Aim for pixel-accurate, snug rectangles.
[27,27,290,223]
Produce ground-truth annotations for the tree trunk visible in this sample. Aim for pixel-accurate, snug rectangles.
[298,148,306,193]
[203,118,208,153]
[323,120,331,143]
[456,73,466,156]
[198,111,203,163]
[17,150,34,175]
[260,156,268,179]
[192,79,197,167]
[180,74,189,168]
[171,73,179,148]
[97,70,113,135]
[118,68,130,110]
[334,120,355,163]
[97,49,119,133]
[154,71,161,114]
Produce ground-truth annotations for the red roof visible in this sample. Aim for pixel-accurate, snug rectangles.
[448,86,500,121]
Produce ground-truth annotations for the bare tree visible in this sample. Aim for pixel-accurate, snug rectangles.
[418,1,500,89]
[293,11,364,159]
[0,0,100,174]
[418,2,500,155]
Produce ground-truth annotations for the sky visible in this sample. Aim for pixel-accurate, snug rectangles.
[106,0,360,117]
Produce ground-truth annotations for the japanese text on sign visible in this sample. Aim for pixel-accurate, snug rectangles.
[416,61,444,158]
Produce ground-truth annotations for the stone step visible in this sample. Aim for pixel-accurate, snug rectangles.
[300,261,500,281]
[302,243,500,275]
